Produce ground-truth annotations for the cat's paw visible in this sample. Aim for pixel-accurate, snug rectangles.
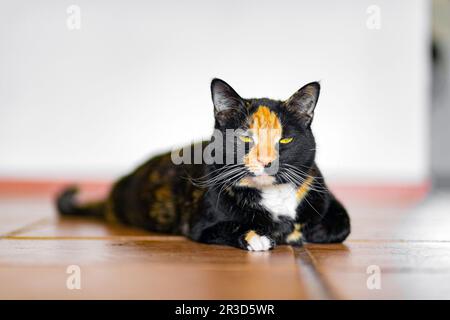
[241,230,274,251]
[302,209,351,244]
[285,223,303,247]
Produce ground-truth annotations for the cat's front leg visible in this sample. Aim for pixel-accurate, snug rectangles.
[194,221,276,251]
[238,230,276,251]
[283,223,303,247]
[301,196,350,243]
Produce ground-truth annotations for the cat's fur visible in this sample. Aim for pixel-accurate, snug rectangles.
[57,79,350,251]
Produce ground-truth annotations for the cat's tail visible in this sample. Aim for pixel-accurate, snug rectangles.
[56,186,106,218]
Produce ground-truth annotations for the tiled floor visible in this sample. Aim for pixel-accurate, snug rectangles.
[1,183,449,299]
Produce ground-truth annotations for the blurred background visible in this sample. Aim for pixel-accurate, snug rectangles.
[0,0,444,189]
[432,0,450,189]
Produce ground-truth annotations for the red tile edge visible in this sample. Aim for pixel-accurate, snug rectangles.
[0,178,431,203]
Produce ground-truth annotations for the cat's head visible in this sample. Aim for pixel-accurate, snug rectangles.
[210,78,319,187]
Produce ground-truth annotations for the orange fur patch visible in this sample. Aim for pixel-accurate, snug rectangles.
[286,229,302,242]
[296,176,314,200]
[244,106,282,170]
[244,230,258,243]
[286,223,303,243]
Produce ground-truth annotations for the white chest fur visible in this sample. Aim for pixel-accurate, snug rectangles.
[259,183,299,220]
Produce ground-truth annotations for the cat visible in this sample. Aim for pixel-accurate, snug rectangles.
[57,78,350,251]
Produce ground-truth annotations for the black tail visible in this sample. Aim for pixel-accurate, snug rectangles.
[56,186,106,218]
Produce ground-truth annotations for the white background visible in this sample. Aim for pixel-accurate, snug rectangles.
[0,0,430,183]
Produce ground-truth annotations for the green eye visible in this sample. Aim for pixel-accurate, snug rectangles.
[279,137,293,144]
[239,136,253,143]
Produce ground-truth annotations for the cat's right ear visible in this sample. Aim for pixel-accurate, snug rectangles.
[211,78,246,126]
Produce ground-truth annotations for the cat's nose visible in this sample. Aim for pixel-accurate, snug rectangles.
[257,156,275,168]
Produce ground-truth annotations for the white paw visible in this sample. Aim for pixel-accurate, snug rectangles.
[246,234,273,251]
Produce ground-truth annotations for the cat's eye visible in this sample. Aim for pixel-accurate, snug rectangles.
[279,137,294,144]
[239,135,253,143]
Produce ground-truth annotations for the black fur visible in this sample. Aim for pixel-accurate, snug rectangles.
[56,79,350,250]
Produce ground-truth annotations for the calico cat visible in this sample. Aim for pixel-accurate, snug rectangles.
[57,79,350,251]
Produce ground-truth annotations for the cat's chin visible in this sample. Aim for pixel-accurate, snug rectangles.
[237,175,275,189]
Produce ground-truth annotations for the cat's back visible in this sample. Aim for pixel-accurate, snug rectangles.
[107,145,206,234]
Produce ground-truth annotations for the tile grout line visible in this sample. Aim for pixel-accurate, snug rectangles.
[4,233,448,243]
[293,246,339,300]
[0,217,51,239]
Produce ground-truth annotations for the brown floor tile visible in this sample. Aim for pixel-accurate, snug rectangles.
[0,196,53,236]
[7,216,169,239]
[305,241,450,299]
[0,239,307,299]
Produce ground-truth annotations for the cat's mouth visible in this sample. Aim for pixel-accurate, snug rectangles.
[238,174,275,188]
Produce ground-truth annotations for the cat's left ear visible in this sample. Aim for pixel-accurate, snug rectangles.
[285,82,320,126]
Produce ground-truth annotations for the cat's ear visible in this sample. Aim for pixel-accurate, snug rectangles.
[211,78,246,125]
[285,82,320,126]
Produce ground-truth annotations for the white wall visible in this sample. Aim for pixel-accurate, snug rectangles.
[0,0,430,183]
